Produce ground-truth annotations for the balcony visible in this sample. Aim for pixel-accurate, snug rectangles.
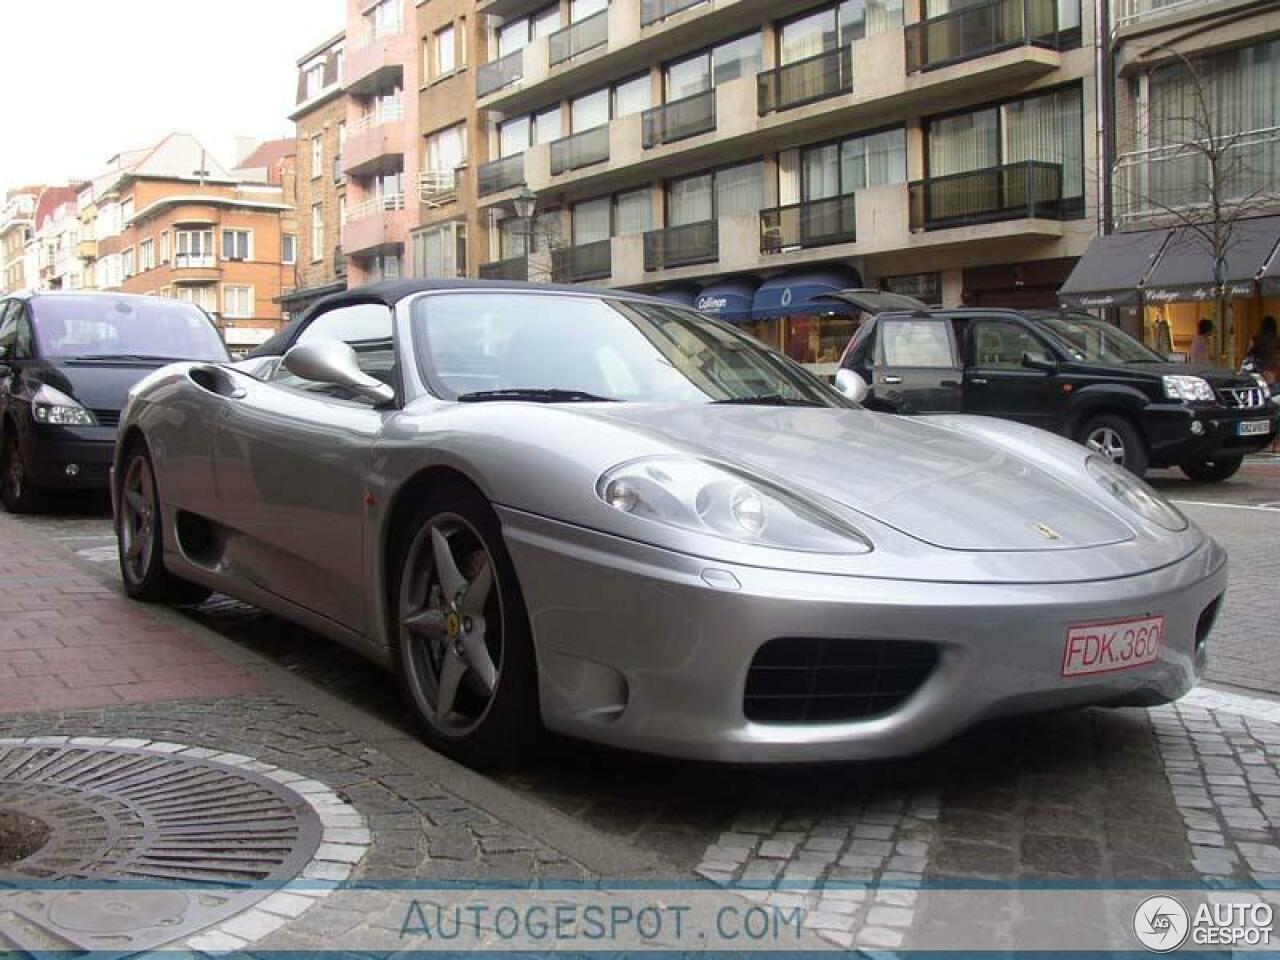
[77,240,98,260]
[760,195,858,254]
[642,90,716,149]
[550,127,610,176]
[905,0,1061,73]
[343,106,406,177]
[549,10,609,67]
[644,221,718,271]
[641,0,707,26]
[478,154,526,197]
[552,240,612,283]
[758,47,853,116]
[477,50,523,98]
[171,252,220,282]
[344,24,409,95]
[1113,0,1217,29]
[420,170,460,207]
[479,255,530,280]
[909,161,1064,231]
[342,193,409,255]
[1114,125,1280,227]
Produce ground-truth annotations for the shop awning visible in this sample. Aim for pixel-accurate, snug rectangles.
[752,267,863,320]
[649,285,699,307]
[1058,229,1170,308]
[1263,242,1280,298]
[1143,216,1280,303]
[694,279,758,322]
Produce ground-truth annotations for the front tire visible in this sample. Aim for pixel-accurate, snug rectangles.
[1180,455,1244,483]
[1079,414,1149,477]
[391,481,538,768]
[116,444,211,605]
[2,429,43,514]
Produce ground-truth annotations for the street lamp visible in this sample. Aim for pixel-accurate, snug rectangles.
[512,187,538,266]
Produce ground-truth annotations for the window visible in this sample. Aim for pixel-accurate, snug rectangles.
[803,127,906,199]
[571,0,607,21]
[664,32,762,100]
[434,25,456,77]
[176,284,217,313]
[667,161,763,225]
[282,234,297,265]
[311,135,323,178]
[614,189,652,236]
[120,197,135,224]
[497,4,559,56]
[571,88,610,132]
[425,123,468,173]
[878,320,955,367]
[222,229,253,261]
[303,60,325,99]
[274,303,397,402]
[533,105,561,144]
[967,319,1049,368]
[613,75,651,118]
[368,0,401,37]
[499,116,531,157]
[160,231,170,263]
[121,248,136,279]
[311,205,324,261]
[412,221,467,278]
[779,1,899,61]
[572,197,612,244]
[223,285,254,319]
[140,238,155,272]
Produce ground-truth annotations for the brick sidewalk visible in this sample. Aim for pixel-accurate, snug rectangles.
[0,512,257,713]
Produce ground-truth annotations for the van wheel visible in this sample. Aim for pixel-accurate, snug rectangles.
[1,430,42,514]
[1180,456,1243,483]
[1079,414,1149,477]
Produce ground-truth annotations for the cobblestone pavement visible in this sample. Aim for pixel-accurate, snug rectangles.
[4,466,1280,950]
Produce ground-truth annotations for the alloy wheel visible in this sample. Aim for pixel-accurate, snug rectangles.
[1085,426,1127,466]
[119,455,157,583]
[5,436,24,504]
[399,514,503,737]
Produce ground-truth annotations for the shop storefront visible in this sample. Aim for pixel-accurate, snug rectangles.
[962,258,1077,309]
[748,267,863,376]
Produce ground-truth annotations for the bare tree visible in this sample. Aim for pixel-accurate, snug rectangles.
[1112,43,1279,362]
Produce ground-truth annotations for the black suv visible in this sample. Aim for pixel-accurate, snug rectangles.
[830,291,1279,481]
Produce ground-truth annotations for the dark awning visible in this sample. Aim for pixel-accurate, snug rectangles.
[694,279,759,322]
[1258,228,1280,298]
[1058,229,1169,308]
[649,285,699,307]
[752,266,862,320]
[1144,216,1280,304]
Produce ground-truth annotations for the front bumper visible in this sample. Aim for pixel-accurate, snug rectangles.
[25,425,116,491]
[1146,402,1278,467]
[501,508,1227,764]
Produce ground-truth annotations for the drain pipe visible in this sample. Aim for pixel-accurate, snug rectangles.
[1097,0,1115,237]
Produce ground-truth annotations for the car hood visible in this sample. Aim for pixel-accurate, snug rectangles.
[49,359,177,413]
[575,404,1133,552]
[1072,359,1258,390]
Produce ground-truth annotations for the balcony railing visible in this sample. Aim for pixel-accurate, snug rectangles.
[757,47,853,116]
[478,49,523,97]
[353,98,405,130]
[420,170,459,206]
[1113,0,1213,28]
[905,0,1060,73]
[479,255,530,280]
[549,10,608,67]
[641,0,707,26]
[1113,125,1280,226]
[344,193,407,224]
[550,126,610,176]
[643,221,718,271]
[173,253,216,269]
[760,195,858,253]
[351,20,404,50]
[643,90,716,149]
[478,154,525,196]
[552,240,611,282]
[908,161,1063,231]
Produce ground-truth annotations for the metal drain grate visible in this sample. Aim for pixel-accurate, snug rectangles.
[0,741,326,955]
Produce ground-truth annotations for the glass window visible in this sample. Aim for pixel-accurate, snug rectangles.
[878,320,955,367]
[614,190,652,236]
[222,229,252,261]
[712,33,763,85]
[311,205,324,261]
[573,197,612,244]
[533,105,562,144]
[282,235,297,265]
[532,4,561,36]
[804,143,841,200]
[435,25,456,76]
[499,217,529,259]
[571,0,607,20]
[838,0,903,42]
[613,74,652,117]
[1004,86,1083,199]
[667,173,712,225]
[968,319,1049,368]
[426,124,468,172]
[780,8,837,65]
[497,19,528,55]
[223,285,254,319]
[571,88,610,131]
[715,161,764,216]
[928,107,998,176]
[499,116,530,157]
[665,52,711,100]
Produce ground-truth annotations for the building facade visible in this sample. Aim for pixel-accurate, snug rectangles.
[29,186,85,292]
[1,188,42,294]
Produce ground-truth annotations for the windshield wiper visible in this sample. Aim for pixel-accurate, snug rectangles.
[712,394,824,407]
[65,354,190,363]
[457,388,618,404]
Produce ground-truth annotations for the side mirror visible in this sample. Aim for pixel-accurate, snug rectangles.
[283,338,395,405]
[1022,351,1058,373]
[834,368,870,403]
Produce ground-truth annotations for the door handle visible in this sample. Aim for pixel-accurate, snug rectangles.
[970,377,989,385]
[229,388,247,400]
[882,375,903,384]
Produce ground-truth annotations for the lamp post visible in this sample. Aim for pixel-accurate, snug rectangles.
[512,187,537,264]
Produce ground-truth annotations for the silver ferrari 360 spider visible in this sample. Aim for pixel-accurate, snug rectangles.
[112,281,1226,765]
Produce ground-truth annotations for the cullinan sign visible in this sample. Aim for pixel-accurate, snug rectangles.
[696,295,729,313]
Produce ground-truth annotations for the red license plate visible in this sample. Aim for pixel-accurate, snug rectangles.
[1061,615,1163,677]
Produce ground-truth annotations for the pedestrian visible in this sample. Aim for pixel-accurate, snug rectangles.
[1189,318,1216,367]
[1248,315,1279,384]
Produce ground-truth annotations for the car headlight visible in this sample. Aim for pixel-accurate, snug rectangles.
[598,456,872,553]
[1163,375,1214,403]
[32,385,95,426]
[1086,456,1187,532]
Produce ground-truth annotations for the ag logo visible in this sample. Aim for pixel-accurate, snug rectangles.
[781,287,793,308]
[1133,896,1190,952]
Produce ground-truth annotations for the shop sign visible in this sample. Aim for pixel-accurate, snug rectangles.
[695,295,728,314]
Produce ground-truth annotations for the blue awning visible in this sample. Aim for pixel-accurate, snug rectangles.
[752,267,863,320]
[649,285,699,307]
[695,279,759,322]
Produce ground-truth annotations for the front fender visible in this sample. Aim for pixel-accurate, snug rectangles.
[1062,383,1150,436]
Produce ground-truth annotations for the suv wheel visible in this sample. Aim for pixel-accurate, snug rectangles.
[1079,414,1149,477]
[1180,456,1244,483]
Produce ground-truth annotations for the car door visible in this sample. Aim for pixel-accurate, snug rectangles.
[873,317,962,413]
[211,302,399,631]
[962,316,1062,430]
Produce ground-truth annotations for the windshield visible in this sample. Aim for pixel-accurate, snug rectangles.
[33,296,228,362]
[1036,313,1163,365]
[412,291,849,407]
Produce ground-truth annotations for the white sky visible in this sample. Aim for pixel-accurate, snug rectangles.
[0,0,346,196]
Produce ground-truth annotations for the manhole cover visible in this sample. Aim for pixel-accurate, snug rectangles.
[0,738,359,956]
[0,811,49,867]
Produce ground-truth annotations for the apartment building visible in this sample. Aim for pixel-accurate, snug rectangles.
[1,188,42,294]
[468,0,1099,372]
[30,186,85,292]
[1061,0,1280,365]
[287,30,350,316]
[79,133,297,352]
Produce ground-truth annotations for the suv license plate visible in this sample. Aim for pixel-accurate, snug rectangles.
[1239,420,1271,437]
[1062,616,1163,677]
